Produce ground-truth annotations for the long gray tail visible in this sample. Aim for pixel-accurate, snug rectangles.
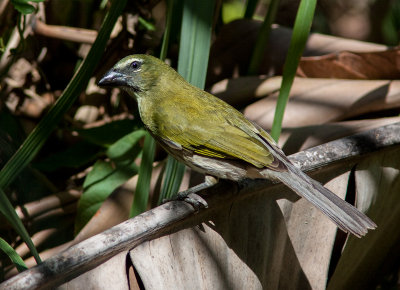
[266,162,376,237]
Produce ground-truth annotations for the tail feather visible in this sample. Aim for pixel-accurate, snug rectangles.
[267,163,376,237]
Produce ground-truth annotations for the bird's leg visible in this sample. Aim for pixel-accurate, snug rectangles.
[164,176,218,209]
[177,175,218,199]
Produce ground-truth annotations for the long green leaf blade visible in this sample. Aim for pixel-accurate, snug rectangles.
[247,0,280,75]
[130,132,156,217]
[0,238,28,272]
[159,0,174,61]
[178,0,214,88]
[130,0,175,210]
[244,0,258,19]
[0,188,41,263]
[160,0,215,201]
[0,237,27,272]
[0,0,127,262]
[159,155,186,202]
[270,0,316,141]
[0,0,127,189]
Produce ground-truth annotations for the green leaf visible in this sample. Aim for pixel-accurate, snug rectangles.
[159,0,174,61]
[0,0,128,260]
[106,130,147,161]
[11,1,35,14]
[77,119,140,147]
[382,0,400,45]
[247,0,280,75]
[155,0,181,203]
[0,237,27,272]
[270,0,316,141]
[75,158,138,234]
[0,188,41,264]
[138,16,156,31]
[159,155,185,202]
[244,0,258,19]
[75,129,145,233]
[222,0,245,23]
[177,0,214,88]
[0,37,5,53]
[0,0,127,190]
[159,0,215,201]
[130,132,156,217]
[33,141,101,172]
[11,0,44,14]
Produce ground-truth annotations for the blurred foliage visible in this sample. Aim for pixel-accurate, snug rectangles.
[222,0,245,23]
[11,0,44,15]
[382,0,400,45]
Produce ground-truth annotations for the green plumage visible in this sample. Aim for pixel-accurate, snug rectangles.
[110,54,277,169]
[98,54,376,237]
[146,87,276,168]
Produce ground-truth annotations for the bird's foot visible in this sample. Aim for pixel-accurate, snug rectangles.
[174,190,208,210]
[162,176,218,210]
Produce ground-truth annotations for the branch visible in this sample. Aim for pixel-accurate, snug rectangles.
[2,122,400,289]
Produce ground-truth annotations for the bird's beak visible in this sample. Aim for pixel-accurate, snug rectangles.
[98,70,129,87]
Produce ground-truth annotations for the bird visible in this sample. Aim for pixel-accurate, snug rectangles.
[98,54,376,237]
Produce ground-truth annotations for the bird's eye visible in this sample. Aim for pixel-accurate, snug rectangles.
[130,61,141,70]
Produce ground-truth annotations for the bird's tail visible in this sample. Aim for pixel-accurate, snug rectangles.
[266,162,376,237]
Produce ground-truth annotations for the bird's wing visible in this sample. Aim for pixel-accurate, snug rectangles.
[156,94,282,170]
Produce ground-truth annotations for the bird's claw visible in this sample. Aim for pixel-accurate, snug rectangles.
[163,191,208,211]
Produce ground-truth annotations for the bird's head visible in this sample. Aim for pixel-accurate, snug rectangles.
[98,54,175,96]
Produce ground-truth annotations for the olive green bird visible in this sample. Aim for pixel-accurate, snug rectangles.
[98,54,376,237]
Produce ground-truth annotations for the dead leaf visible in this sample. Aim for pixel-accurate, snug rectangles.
[328,147,400,289]
[207,19,387,86]
[130,190,311,290]
[4,124,399,289]
[58,251,130,290]
[297,48,400,79]
[278,170,351,289]
[243,78,400,129]
[279,116,400,155]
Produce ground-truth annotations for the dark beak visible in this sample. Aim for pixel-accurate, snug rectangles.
[98,70,128,87]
